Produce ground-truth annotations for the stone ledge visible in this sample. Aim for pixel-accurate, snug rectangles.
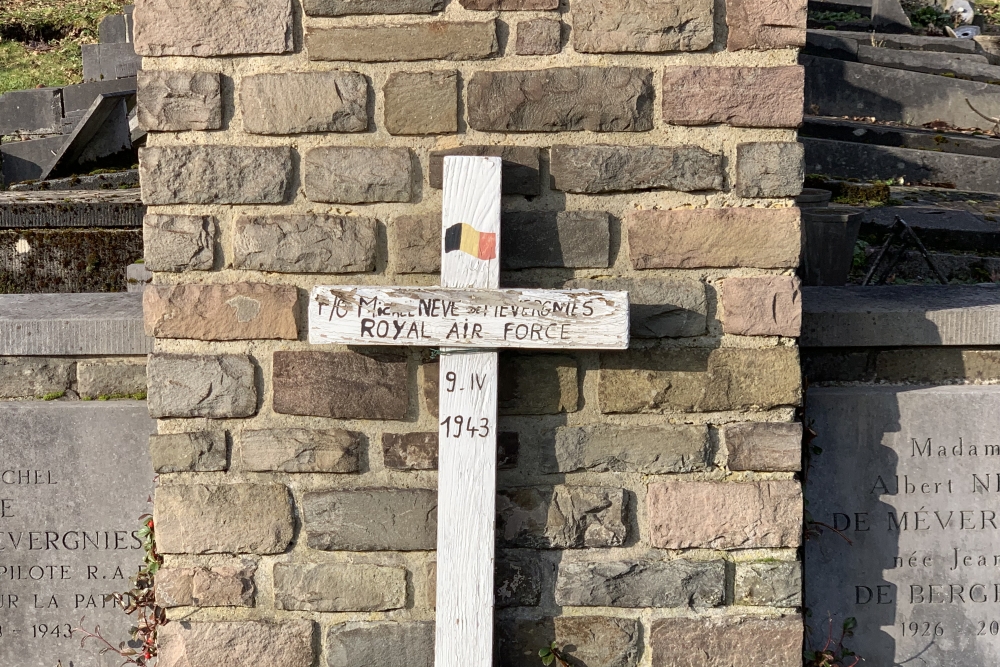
[0,190,144,228]
[0,293,151,355]
[802,286,1000,347]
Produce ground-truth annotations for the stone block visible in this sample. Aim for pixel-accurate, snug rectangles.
[735,142,805,198]
[429,146,540,195]
[77,360,146,398]
[0,358,74,399]
[648,480,802,549]
[143,214,216,272]
[650,616,802,667]
[550,144,723,193]
[727,0,806,50]
[143,283,298,341]
[468,67,653,132]
[548,424,710,473]
[626,208,801,269]
[240,72,368,135]
[233,214,377,274]
[306,21,498,62]
[140,146,293,205]
[734,561,802,607]
[721,275,802,337]
[150,432,228,473]
[273,350,409,420]
[555,559,725,607]
[100,13,128,43]
[147,354,257,419]
[156,561,256,607]
[157,620,313,667]
[392,213,441,274]
[873,348,1000,383]
[133,0,294,56]
[497,616,640,667]
[1,135,69,185]
[303,488,437,551]
[304,146,413,203]
[155,484,294,554]
[326,622,435,667]
[0,88,63,135]
[62,77,138,114]
[565,277,708,338]
[462,0,557,7]
[517,18,562,55]
[304,0,443,14]
[724,422,802,472]
[274,563,406,612]
[384,70,458,135]
[127,263,152,293]
[572,0,714,53]
[382,432,438,470]
[496,552,552,607]
[0,190,144,229]
[499,354,578,415]
[236,428,361,473]
[662,66,804,128]
[496,486,627,549]
[502,211,610,269]
[82,42,141,81]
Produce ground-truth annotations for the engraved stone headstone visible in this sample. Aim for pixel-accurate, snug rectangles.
[805,385,1000,665]
[0,402,154,667]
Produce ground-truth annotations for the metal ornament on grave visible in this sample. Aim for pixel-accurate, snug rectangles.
[307,156,631,664]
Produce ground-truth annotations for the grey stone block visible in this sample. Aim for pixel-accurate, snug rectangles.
[0,293,150,355]
[156,561,256,608]
[62,77,138,113]
[800,116,1000,159]
[143,214,216,272]
[724,422,802,472]
[871,0,911,32]
[48,93,134,181]
[502,211,610,270]
[150,431,228,473]
[496,552,553,608]
[809,28,978,54]
[0,88,63,135]
[303,488,437,551]
[126,262,152,292]
[140,146,294,205]
[496,486,626,549]
[497,616,640,667]
[565,276,708,338]
[392,213,440,274]
[555,559,725,607]
[857,45,999,82]
[0,358,75,398]
[274,564,406,612]
[232,215,377,273]
[138,71,222,132]
[77,360,147,398]
[240,72,368,135]
[9,169,140,192]
[325,622,435,667]
[429,146,540,196]
[551,144,723,193]
[235,428,362,473]
[546,424,711,473]
[383,70,458,136]
[99,13,129,43]
[735,142,804,198]
[1,136,68,186]
[147,354,258,419]
[82,42,142,82]
[304,147,413,203]
[304,0,443,14]
[734,561,802,607]
[0,190,144,229]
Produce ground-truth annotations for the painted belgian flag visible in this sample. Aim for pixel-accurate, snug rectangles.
[444,223,497,260]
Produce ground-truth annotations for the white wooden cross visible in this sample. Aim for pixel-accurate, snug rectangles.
[308,156,630,665]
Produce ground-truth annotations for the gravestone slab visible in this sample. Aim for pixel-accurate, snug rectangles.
[806,385,1000,665]
[0,402,155,667]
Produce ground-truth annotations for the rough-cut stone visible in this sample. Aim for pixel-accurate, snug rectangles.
[303,488,437,551]
[305,0,442,14]
[735,142,805,198]
[393,214,441,274]
[274,564,406,612]
[551,144,723,193]
[233,214,377,274]
[499,354,578,415]
[236,428,361,473]
[133,0,294,56]
[566,276,707,338]
[273,351,408,420]
[147,354,257,419]
[498,616,640,667]
[496,486,626,549]
[721,275,802,337]
[627,208,801,269]
[734,561,802,607]
[548,425,710,473]
[140,146,293,205]
[326,622,435,667]
[502,211,610,269]
[727,0,806,51]
[307,21,498,62]
[156,620,313,667]
[384,70,458,135]
[382,432,438,470]
[77,360,147,398]
[662,66,805,128]
[144,283,298,341]
[0,358,73,398]
[155,484,294,554]
[648,481,802,549]
[150,431,227,473]
[240,72,368,135]
[599,347,802,413]
[573,0,714,53]
[651,616,803,667]
[724,421,802,472]
[468,67,654,132]
[304,147,412,203]
[137,71,222,132]
[496,552,551,608]
[462,0,557,7]
[555,559,725,607]
[156,562,256,608]
[429,146,540,195]
[144,214,216,272]
[517,18,562,55]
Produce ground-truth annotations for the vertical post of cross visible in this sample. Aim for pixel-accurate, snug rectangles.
[435,156,503,665]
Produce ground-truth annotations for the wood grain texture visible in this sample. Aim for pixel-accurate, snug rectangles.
[442,156,501,290]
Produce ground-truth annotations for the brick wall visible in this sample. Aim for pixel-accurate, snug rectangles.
[135,0,806,664]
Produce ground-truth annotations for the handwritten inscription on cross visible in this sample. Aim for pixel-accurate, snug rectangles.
[308,156,631,664]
